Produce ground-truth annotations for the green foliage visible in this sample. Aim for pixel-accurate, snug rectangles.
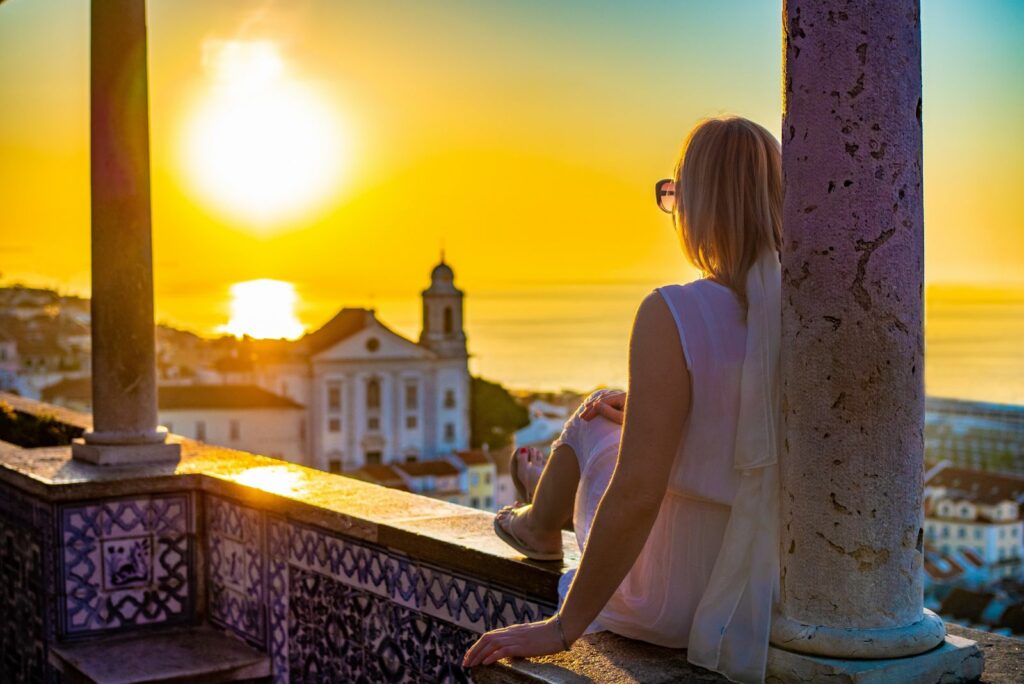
[469,376,530,450]
[0,401,83,447]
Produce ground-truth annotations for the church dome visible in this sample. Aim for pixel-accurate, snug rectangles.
[431,261,454,284]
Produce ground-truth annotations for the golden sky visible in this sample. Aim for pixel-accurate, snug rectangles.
[0,1,1022,392]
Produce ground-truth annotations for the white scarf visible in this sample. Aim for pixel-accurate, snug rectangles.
[687,249,782,684]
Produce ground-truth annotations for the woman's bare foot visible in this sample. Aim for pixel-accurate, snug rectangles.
[495,503,563,557]
[512,446,548,503]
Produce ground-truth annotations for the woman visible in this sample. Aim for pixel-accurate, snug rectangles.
[463,115,783,684]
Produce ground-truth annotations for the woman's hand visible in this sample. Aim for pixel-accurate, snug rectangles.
[579,390,626,424]
[462,617,570,668]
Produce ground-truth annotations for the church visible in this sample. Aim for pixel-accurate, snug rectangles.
[249,258,471,473]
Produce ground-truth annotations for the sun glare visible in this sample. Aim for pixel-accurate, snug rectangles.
[220,279,305,340]
[181,40,346,227]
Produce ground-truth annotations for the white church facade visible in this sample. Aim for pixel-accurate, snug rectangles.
[242,259,471,473]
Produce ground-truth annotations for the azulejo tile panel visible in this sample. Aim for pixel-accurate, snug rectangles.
[205,495,557,683]
[207,494,266,646]
[288,567,476,683]
[0,482,55,684]
[59,494,194,636]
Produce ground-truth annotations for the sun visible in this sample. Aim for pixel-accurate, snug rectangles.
[219,279,305,340]
[181,41,346,227]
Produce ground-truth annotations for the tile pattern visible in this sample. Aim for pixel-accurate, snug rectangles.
[59,494,194,636]
[0,482,55,684]
[207,494,266,646]
[205,495,556,683]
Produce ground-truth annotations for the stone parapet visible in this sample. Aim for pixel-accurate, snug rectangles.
[0,392,568,682]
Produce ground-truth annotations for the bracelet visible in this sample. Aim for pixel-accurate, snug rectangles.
[553,614,571,651]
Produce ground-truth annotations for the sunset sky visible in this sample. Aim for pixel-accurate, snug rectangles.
[0,1,1022,392]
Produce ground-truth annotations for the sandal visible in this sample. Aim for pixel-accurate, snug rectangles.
[493,507,563,562]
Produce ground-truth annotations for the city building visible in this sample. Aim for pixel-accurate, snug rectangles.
[924,464,1024,579]
[926,397,1024,475]
[450,449,497,510]
[157,385,307,462]
[391,460,465,505]
[245,258,471,473]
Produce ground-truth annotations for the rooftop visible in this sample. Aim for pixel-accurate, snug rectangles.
[927,465,1024,506]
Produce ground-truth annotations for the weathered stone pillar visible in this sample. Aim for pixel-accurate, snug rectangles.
[72,0,179,464]
[769,0,982,676]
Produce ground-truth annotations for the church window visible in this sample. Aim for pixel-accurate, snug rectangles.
[328,418,341,433]
[444,422,455,442]
[405,383,419,410]
[444,306,454,334]
[196,421,206,442]
[444,389,456,409]
[368,416,380,430]
[366,378,381,408]
[327,382,342,412]
[365,337,380,352]
[406,415,418,429]
[328,459,342,474]
[229,419,240,441]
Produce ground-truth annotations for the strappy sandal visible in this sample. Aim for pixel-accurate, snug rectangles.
[492,507,563,562]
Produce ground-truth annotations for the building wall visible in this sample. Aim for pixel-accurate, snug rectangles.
[924,518,1023,565]
[159,408,306,463]
[309,356,469,471]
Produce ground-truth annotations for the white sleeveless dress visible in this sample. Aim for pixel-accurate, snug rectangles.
[553,278,746,645]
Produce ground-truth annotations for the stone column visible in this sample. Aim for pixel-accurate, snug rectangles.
[771,0,949,662]
[72,0,179,464]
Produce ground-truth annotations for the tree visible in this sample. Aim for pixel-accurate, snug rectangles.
[469,376,529,450]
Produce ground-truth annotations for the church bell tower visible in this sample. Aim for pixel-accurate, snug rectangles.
[419,254,467,358]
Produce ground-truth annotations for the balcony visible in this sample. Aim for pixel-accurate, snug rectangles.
[1,393,1021,682]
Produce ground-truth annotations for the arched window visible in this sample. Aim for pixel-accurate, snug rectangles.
[443,306,454,334]
[366,378,380,408]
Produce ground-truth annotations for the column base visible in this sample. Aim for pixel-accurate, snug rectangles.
[771,608,946,658]
[71,438,181,465]
[766,634,983,684]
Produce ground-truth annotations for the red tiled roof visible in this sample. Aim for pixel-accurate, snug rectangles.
[300,308,374,355]
[927,466,1024,506]
[41,377,91,402]
[394,460,460,477]
[455,450,492,466]
[348,465,409,490]
[158,385,304,410]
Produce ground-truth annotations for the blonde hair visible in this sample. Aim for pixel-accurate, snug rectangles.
[673,116,782,308]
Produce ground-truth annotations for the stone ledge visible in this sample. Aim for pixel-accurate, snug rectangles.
[0,392,575,600]
[475,624,1021,683]
[48,625,271,683]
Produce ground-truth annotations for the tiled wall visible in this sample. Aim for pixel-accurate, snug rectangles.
[59,494,196,636]
[206,494,557,683]
[0,479,556,684]
[0,483,55,684]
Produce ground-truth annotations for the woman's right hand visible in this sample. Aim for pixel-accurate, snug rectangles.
[579,390,626,425]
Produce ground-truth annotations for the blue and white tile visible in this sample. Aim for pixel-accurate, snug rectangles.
[59,494,193,635]
[207,495,266,646]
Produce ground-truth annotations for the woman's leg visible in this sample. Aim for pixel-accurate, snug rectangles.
[498,443,580,555]
[497,389,622,554]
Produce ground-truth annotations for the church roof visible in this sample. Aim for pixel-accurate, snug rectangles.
[300,308,376,355]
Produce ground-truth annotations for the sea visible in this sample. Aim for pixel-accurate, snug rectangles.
[369,283,1024,406]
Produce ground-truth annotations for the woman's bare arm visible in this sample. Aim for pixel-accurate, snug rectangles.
[558,290,690,640]
[463,291,688,667]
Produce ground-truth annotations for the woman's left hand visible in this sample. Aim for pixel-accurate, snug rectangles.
[462,618,569,668]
